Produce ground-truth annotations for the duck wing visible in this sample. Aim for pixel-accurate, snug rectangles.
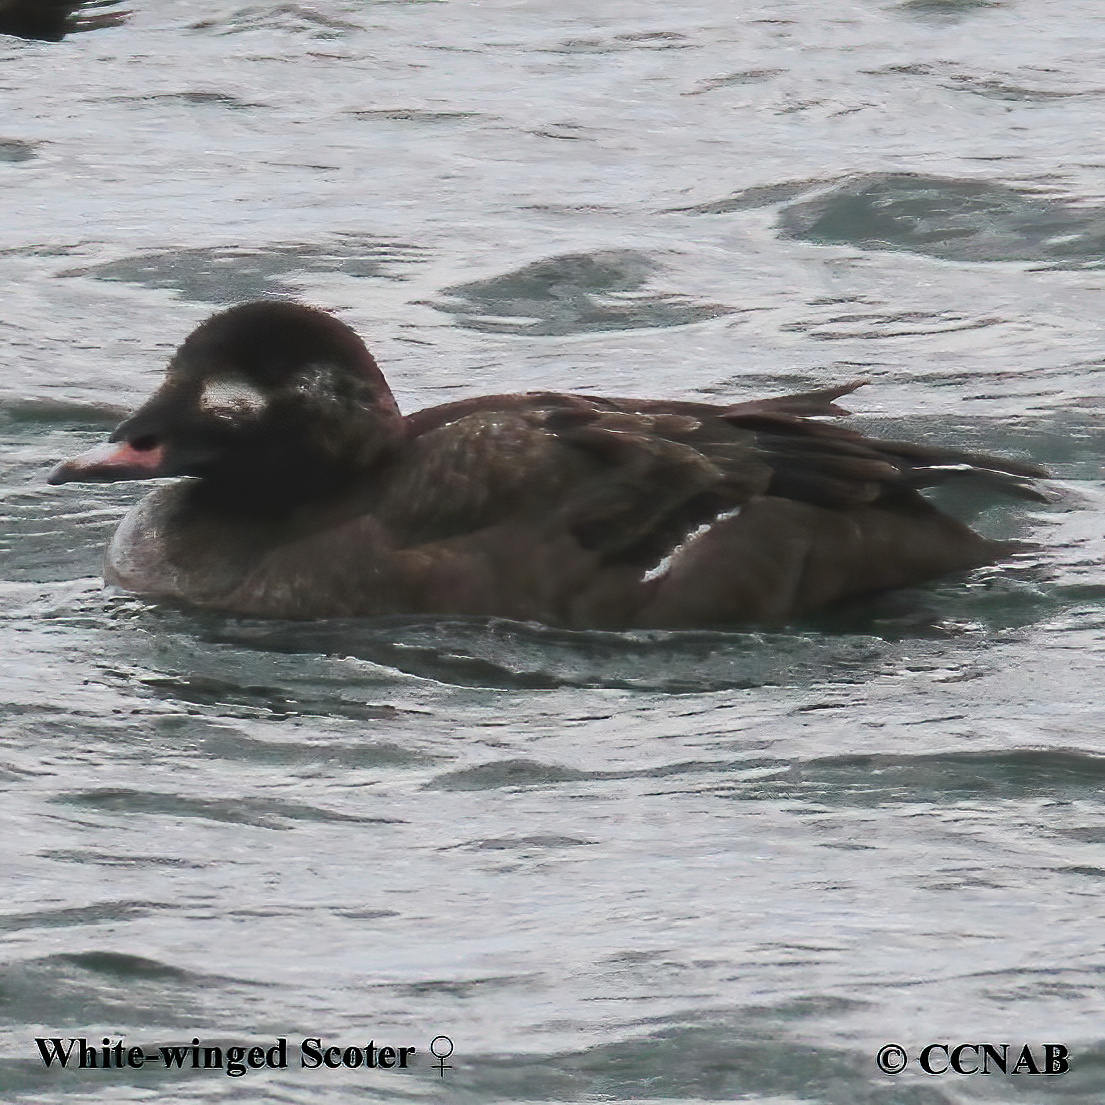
[381,400,751,551]
[384,383,1047,561]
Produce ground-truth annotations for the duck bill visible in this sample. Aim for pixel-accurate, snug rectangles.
[48,440,170,485]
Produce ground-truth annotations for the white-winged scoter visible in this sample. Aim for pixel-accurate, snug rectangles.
[49,300,1047,627]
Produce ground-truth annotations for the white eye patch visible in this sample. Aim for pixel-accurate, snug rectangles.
[197,378,268,418]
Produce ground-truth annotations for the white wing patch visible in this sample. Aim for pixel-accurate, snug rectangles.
[198,378,268,418]
[641,507,743,584]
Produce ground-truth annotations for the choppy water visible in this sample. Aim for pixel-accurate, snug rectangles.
[2,1,1105,1102]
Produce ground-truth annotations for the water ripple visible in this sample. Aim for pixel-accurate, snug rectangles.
[58,237,427,304]
[429,250,734,335]
[777,174,1105,266]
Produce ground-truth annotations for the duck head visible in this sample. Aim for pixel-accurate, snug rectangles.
[49,301,406,511]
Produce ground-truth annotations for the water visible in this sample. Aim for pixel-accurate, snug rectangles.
[2,1,1105,1101]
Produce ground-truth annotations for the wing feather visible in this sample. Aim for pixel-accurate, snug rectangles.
[380,384,1047,557]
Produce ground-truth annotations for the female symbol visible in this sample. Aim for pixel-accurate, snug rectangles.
[429,1035,454,1079]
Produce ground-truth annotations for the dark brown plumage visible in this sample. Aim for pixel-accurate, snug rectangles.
[0,0,127,41]
[49,301,1047,627]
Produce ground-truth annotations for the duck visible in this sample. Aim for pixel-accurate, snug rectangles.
[49,300,1047,628]
[0,0,127,41]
